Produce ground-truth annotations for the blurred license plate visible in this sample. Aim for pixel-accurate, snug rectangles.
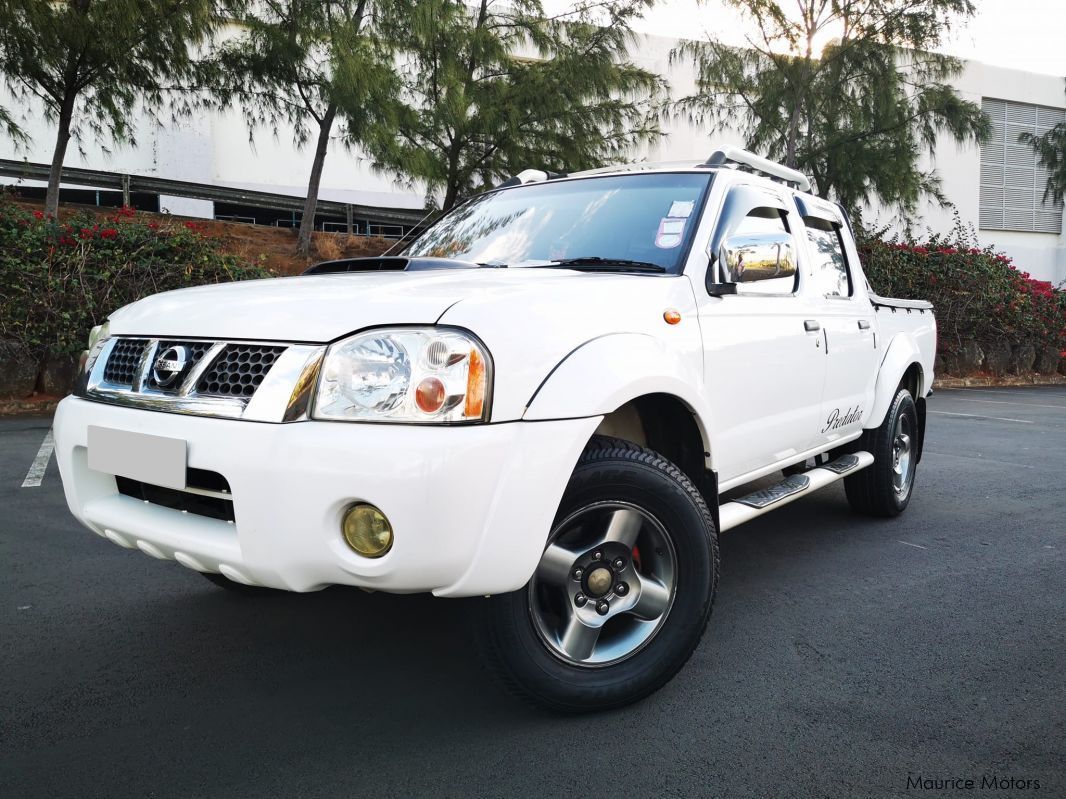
[87,426,187,490]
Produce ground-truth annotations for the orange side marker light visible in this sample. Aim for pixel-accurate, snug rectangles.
[464,348,486,418]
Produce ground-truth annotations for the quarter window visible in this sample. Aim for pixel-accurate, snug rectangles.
[804,218,851,297]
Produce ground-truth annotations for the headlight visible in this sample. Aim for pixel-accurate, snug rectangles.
[313,327,491,423]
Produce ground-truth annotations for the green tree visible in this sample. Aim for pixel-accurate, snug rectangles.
[205,0,402,257]
[1019,80,1066,206]
[0,0,224,217]
[673,0,989,215]
[366,0,664,212]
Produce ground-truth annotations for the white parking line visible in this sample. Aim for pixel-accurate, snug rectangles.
[21,429,55,488]
[940,396,1066,411]
[929,410,1033,424]
[898,540,927,550]
[924,450,1035,470]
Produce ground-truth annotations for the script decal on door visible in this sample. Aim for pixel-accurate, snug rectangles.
[821,406,863,434]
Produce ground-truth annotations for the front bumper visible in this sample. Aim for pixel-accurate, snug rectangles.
[54,397,600,596]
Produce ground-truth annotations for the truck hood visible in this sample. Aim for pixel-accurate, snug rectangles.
[109,268,702,343]
[109,269,594,342]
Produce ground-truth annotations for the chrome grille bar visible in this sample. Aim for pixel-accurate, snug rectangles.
[84,337,326,423]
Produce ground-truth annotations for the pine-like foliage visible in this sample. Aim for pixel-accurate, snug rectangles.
[1020,81,1066,207]
[672,0,990,216]
[202,0,403,256]
[366,0,665,211]
[0,0,225,217]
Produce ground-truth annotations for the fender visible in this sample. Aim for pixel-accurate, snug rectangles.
[866,333,924,429]
[523,332,710,435]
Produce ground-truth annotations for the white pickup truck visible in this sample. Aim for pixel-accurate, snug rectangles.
[54,147,936,712]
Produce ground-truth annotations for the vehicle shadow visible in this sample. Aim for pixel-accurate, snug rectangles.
[101,485,864,714]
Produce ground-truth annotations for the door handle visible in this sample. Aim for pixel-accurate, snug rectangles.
[804,320,820,332]
[858,320,871,330]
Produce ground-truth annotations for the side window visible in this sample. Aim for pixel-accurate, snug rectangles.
[804,217,852,297]
[727,207,798,295]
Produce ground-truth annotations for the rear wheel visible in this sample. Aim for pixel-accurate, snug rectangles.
[479,436,718,713]
[844,387,918,517]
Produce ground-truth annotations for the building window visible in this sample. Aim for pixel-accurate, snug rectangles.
[980,98,1065,234]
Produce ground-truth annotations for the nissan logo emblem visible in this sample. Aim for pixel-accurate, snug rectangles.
[152,345,189,388]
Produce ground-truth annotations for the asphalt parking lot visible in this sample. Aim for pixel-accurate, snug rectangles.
[2,387,1064,798]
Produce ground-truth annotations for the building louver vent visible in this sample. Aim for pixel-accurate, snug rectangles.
[980,98,1064,234]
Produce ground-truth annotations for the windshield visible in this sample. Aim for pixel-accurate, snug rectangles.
[404,172,713,273]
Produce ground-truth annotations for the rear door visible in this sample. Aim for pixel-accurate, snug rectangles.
[794,199,878,448]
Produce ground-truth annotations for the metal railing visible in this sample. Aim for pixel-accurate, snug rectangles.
[0,158,428,234]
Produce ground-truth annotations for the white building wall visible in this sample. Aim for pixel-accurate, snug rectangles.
[0,29,1062,281]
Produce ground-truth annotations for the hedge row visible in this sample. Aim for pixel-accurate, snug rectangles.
[0,200,271,359]
[857,228,1066,375]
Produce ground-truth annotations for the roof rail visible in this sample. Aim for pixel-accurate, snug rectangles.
[704,146,811,192]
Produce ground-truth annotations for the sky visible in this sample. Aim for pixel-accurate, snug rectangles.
[546,0,1066,78]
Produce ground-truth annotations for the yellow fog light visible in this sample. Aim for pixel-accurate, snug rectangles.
[342,504,393,557]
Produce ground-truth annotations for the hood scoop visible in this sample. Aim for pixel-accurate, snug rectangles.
[303,256,481,275]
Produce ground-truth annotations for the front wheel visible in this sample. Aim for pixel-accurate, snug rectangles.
[478,436,719,713]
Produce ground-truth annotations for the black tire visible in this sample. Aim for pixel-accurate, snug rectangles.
[199,571,276,595]
[478,436,719,713]
[844,387,918,517]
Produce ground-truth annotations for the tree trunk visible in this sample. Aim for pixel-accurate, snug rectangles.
[45,91,77,218]
[784,101,801,169]
[297,103,337,258]
[442,182,460,212]
[441,136,464,212]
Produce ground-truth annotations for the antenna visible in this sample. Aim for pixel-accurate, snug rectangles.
[381,206,440,256]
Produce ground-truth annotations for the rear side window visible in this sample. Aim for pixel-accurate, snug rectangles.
[804,218,851,297]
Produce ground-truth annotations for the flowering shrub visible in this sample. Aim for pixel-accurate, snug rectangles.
[0,200,271,359]
[857,229,1066,365]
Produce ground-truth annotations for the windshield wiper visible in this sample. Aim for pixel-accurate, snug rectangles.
[538,257,667,273]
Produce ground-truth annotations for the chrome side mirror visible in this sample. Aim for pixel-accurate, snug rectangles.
[719,232,796,284]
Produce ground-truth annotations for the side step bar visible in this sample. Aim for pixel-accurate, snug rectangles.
[718,452,874,532]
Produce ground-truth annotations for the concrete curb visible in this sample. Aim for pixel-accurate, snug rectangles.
[0,396,61,417]
[933,375,1066,389]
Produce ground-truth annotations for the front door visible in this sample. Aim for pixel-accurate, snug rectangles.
[698,185,827,485]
